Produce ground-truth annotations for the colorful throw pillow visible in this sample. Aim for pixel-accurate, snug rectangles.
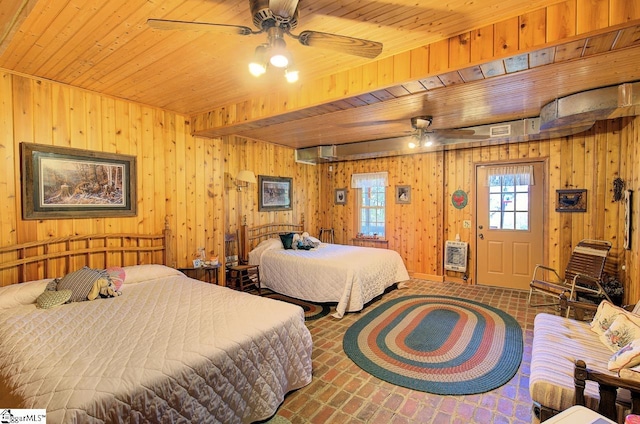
[106,266,125,291]
[609,339,640,371]
[36,289,72,309]
[57,266,108,302]
[280,233,295,250]
[591,300,626,335]
[600,313,640,352]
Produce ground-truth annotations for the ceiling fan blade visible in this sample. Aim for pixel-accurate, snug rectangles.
[337,119,404,128]
[432,129,487,139]
[297,30,383,59]
[269,0,299,19]
[147,19,255,36]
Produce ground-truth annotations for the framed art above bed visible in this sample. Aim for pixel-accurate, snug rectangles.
[21,143,136,219]
[258,175,292,211]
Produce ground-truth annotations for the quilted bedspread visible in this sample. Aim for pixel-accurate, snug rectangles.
[0,271,313,423]
[251,243,410,318]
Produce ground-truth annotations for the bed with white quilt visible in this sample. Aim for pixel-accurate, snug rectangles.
[245,224,410,319]
[0,231,312,424]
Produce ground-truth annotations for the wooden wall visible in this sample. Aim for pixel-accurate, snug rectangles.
[0,71,225,284]
[318,116,640,303]
[222,136,319,242]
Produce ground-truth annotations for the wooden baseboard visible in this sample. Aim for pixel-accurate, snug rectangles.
[409,272,443,282]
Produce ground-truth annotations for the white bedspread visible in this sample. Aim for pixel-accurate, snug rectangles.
[250,243,410,318]
[0,269,313,423]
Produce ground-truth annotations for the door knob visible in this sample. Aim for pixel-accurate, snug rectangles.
[479,234,484,240]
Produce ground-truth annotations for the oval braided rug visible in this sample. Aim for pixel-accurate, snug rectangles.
[343,295,523,395]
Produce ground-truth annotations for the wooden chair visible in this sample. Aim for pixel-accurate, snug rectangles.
[528,239,612,317]
[227,264,261,294]
[319,228,335,244]
[225,231,261,293]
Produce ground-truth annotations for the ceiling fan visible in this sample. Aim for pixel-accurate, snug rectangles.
[341,115,484,148]
[147,0,383,82]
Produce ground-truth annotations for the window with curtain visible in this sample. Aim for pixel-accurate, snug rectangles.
[485,165,534,230]
[351,172,388,237]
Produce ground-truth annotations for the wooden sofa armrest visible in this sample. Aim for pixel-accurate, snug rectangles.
[574,359,640,420]
[560,293,599,320]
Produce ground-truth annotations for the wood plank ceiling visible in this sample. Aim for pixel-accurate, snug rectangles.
[1,0,639,151]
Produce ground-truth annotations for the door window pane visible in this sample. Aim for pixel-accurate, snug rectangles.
[487,174,529,230]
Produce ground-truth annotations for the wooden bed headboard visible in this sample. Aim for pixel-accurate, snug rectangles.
[0,220,172,285]
[240,219,304,262]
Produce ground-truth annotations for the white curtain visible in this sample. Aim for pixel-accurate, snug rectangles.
[351,172,389,188]
[485,165,534,186]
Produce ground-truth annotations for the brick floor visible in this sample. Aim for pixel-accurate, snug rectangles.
[264,279,558,424]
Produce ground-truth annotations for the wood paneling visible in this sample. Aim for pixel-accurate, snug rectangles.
[0,71,225,284]
[317,116,639,303]
[222,136,319,251]
[192,1,640,150]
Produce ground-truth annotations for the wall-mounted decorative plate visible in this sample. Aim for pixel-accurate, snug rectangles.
[452,190,468,209]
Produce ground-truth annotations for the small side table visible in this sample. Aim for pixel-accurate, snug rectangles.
[178,264,221,284]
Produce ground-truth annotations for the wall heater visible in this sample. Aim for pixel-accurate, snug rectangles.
[444,240,468,272]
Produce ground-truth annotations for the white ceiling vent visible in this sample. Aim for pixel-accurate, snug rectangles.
[490,124,511,137]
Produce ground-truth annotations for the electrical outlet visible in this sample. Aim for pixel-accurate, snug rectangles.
[463,220,471,229]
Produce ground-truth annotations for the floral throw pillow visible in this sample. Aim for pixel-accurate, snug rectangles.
[609,339,640,371]
[600,313,640,352]
[591,300,626,335]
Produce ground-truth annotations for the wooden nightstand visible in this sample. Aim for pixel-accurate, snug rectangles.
[178,264,221,284]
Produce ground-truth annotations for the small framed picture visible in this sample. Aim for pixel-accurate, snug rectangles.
[335,188,347,205]
[193,259,203,268]
[556,189,587,212]
[396,185,411,204]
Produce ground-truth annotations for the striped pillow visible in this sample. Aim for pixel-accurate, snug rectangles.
[57,267,108,302]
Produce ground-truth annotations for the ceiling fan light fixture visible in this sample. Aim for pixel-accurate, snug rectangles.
[408,141,418,149]
[285,68,299,83]
[269,38,289,68]
[248,44,268,77]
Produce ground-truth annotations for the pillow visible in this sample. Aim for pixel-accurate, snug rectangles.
[106,266,125,291]
[36,289,72,309]
[248,238,283,265]
[121,264,183,284]
[57,266,108,302]
[609,339,640,371]
[592,300,627,335]
[619,365,640,383]
[306,235,322,245]
[600,313,640,352]
[279,233,295,250]
[0,279,55,309]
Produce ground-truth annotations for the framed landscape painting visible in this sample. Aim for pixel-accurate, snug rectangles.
[21,143,137,219]
[258,175,292,211]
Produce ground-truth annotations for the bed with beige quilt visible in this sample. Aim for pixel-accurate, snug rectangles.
[0,231,312,424]
[243,223,410,319]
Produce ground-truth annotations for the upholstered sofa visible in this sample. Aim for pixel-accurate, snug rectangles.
[531,300,640,423]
